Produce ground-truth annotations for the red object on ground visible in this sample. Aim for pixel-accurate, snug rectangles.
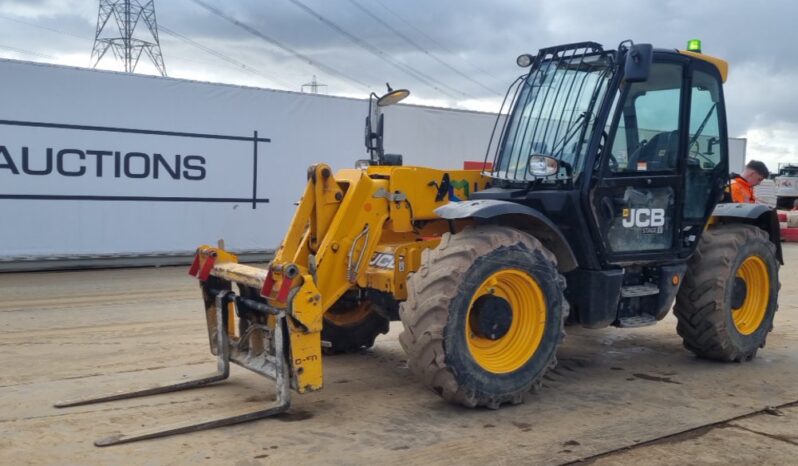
[782,227,798,242]
[464,161,493,170]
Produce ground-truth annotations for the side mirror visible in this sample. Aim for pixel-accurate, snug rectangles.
[364,114,383,152]
[624,43,653,83]
[364,84,409,166]
[364,115,372,149]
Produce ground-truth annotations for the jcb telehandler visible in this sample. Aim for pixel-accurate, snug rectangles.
[57,40,782,446]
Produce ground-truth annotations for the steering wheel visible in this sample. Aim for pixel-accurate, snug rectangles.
[598,130,619,172]
[607,153,619,172]
[688,141,716,167]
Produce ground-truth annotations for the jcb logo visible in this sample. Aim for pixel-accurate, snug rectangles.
[622,208,665,228]
[369,252,395,269]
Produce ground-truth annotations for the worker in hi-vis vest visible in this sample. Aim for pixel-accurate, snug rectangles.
[730,160,769,203]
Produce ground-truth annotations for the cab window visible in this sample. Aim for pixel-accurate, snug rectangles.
[684,69,724,219]
[604,63,684,172]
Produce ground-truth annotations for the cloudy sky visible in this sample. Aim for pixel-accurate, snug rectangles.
[0,0,795,169]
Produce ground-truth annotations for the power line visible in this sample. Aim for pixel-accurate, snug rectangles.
[285,0,472,100]
[347,0,501,96]
[159,25,294,89]
[0,44,55,60]
[373,0,503,82]
[0,14,89,41]
[190,0,371,90]
[0,14,289,89]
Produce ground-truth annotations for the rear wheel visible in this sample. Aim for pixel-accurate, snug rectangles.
[674,224,780,361]
[322,294,389,354]
[399,225,567,408]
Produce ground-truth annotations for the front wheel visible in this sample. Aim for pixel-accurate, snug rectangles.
[674,224,780,361]
[322,294,389,354]
[399,225,567,408]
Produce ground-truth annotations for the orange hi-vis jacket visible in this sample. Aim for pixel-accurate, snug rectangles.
[731,176,755,203]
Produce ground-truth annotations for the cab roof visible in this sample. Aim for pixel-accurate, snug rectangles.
[677,50,729,82]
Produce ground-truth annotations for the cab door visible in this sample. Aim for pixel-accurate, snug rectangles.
[682,60,728,227]
[590,58,688,262]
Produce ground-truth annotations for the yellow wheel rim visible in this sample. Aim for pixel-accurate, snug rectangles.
[325,301,371,327]
[465,269,546,374]
[732,256,769,335]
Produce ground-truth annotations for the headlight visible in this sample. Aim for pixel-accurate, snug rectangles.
[528,155,558,177]
[355,159,371,170]
[516,54,533,67]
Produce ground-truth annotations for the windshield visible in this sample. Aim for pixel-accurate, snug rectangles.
[779,166,798,177]
[489,49,614,181]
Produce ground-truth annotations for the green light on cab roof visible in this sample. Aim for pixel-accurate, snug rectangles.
[687,39,702,53]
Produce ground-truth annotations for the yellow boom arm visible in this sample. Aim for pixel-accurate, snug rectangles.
[193,163,488,392]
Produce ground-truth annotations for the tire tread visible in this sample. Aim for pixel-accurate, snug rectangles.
[674,224,780,362]
[399,225,567,407]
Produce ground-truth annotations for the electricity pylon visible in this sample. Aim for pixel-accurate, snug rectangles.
[91,0,166,76]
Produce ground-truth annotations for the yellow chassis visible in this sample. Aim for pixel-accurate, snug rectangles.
[191,163,489,393]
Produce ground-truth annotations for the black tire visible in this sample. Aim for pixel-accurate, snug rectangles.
[399,225,567,408]
[322,294,389,354]
[674,224,780,362]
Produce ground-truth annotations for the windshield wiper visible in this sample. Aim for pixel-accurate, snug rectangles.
[550,111,588,159]
[689,103,717,147]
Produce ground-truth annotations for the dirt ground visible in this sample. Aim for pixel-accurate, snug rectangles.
[1,245,796,466]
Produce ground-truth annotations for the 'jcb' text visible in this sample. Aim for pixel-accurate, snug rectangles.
[622,208,666,228]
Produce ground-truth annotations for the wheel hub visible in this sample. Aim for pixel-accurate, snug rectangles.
[731,276,747,310]
[469,295,513,340]
[732,255,770,335]
[465,268,547,374]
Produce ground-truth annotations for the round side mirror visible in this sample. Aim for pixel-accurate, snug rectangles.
[377,89,410,107]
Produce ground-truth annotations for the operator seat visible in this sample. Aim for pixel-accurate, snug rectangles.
[628,130,679,171]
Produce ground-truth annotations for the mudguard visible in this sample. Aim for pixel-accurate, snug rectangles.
[435,199,578,272]
[711,203,784,264]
